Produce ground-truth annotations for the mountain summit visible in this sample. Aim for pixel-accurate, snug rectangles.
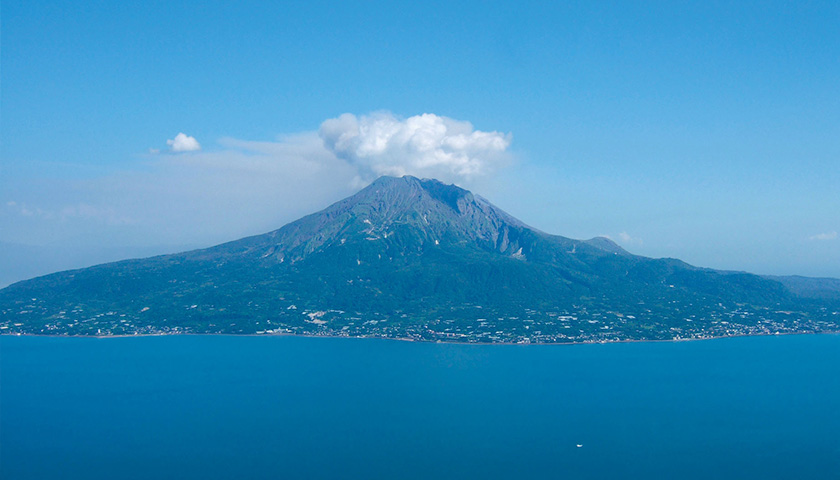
[202,175,622,265]
[1,176,838,342]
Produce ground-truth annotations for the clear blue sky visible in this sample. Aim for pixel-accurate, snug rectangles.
[2,0,838,283]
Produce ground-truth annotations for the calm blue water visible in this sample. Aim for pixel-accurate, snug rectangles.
[2,334,839,480]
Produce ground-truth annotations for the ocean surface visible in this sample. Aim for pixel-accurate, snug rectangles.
[2,334,839,480]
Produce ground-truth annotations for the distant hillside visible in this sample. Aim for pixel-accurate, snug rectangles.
[2,176,838,343]
[764,275,840,300]
[0,241,200,289]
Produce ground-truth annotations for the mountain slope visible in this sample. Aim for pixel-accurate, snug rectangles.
[1,176,838,342]
[763,275,840,300]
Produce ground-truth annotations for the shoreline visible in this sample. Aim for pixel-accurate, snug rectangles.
[2,330,837,346]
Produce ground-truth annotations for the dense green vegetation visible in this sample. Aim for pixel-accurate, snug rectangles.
[2,176,838,342]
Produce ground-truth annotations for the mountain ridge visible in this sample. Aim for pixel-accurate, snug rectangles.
[1,175,838,343]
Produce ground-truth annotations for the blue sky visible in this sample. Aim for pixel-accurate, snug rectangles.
[1,0,838,284]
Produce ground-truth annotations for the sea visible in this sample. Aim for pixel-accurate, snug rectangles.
[1,334,839,480]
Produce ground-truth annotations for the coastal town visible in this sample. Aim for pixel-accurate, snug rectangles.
[3,295,838,344]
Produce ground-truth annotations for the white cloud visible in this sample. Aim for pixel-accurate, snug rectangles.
[5,200,43,218]
[5,200,134,225]
[809,231,837,241]
[166,133,201,152]
[319,112,512,183]
[617,231,643,245]
[2,133,359,247]
[3,113,514,248]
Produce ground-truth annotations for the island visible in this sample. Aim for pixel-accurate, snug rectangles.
[2,176,839,343]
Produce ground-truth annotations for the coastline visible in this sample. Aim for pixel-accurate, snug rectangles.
[2,329,837,346]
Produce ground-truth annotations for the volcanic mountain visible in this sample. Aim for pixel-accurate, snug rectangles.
[1,176,838,342]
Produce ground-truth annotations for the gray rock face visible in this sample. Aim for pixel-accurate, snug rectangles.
[201,175,569,263]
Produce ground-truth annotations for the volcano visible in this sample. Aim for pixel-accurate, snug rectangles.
[1,175,838,342]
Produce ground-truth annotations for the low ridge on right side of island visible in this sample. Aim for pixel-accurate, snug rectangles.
[1,175,839,343]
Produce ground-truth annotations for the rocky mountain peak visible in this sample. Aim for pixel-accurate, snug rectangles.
[202,176,534,263]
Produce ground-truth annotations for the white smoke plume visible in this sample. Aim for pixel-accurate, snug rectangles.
[319,112,511,183]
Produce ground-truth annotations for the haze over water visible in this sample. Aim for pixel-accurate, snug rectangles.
[2,334,839,479]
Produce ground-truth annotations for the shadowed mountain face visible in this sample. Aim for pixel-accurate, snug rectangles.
[1,176,838,342]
